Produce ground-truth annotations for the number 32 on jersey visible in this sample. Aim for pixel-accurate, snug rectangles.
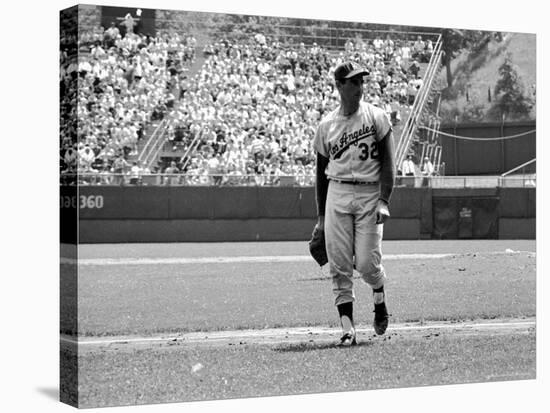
[358,141,380,161]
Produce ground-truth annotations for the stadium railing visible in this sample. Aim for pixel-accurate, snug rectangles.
[429,175,536,188]
[500,158,536,178]
[395,34,444,169]
[137,118,169,170]
[61,173,536,188]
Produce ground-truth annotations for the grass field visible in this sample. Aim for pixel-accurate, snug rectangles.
[61,240,536,408]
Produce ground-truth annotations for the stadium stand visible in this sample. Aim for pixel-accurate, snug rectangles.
[60,28,197,182]
[60,22,437,186]
[154,34,434,184]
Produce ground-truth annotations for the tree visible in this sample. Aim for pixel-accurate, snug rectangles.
[462,90,486,122]
[440,29,465,88]
[439,29,501,88]
[491,54,533,120]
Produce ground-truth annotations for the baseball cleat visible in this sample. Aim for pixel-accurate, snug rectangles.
[373,302,389,335]
[337,331,357,347]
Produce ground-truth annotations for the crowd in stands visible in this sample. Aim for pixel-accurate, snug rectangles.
[156,33,432,186]
[59,20,197,182]
[60,20,434,186]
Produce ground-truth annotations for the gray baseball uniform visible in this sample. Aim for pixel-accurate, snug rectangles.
[313,61,395,344]
[313,101,392,306]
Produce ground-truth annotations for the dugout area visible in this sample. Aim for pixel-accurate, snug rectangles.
[62,186,535,243]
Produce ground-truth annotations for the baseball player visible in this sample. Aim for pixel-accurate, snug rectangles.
[313,61,396,346]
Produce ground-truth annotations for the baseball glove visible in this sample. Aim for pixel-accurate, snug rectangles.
[308,225,328,266]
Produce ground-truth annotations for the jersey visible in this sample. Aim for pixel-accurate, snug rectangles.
[313,101,392,182]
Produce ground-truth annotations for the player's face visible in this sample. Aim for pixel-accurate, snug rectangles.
[338,75,364,105]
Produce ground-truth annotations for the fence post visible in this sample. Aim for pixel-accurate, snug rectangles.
[501,113,506,172]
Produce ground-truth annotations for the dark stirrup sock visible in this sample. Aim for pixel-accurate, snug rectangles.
[337,301,354,322]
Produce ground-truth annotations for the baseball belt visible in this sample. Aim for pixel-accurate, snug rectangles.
[329,178,378,185]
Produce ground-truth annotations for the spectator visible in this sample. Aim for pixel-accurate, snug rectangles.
[425,39,434,61]
[185,158,202,185]
[104,22,120,48]
[120,13,137,36]
[400,42,411,62]
[112,154,129,185]
[163,160,180,185]
[222,161,242,186]
[250,134,265,164]
[421,156,434,187]
[63,145,78,172]
[267,158,283,186]
[413,35,425,59]
[129,161,143,185]
[79,145,96,170]
[344,39,354,53]
[206,152,222,185]
[78,147,99,185]
[408,60,421,78]
[401,154,416,187]
[407,78,419,106]
[98,165,113,185]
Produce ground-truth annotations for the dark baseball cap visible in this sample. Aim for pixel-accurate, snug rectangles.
[334,61,369,81]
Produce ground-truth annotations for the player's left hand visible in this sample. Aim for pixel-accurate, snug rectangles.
[375,199,390,224]
[309,223,328,266]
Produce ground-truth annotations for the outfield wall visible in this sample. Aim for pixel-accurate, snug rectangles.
[62,186,535,243]
[438,121,536,175]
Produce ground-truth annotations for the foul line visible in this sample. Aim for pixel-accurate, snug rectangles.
[61,250,535,266]
[63,254,453,266]
[61,318,535,347]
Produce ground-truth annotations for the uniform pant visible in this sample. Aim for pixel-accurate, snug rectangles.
[325,181,386,306]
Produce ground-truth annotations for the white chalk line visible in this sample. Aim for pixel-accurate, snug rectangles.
[61,318,535,347]
[63,254,449,266]
[60,250,535,266]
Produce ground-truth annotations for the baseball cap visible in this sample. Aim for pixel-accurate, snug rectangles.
[334,61,369,81]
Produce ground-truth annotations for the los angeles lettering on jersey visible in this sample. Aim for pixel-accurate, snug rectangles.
[329,123,377,159]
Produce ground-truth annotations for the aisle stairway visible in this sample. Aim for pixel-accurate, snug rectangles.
[394,35,444,173]
[132,31,210,170]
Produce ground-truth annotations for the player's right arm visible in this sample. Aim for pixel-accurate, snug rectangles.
[313,117,330,231]
[315,152,330,230]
